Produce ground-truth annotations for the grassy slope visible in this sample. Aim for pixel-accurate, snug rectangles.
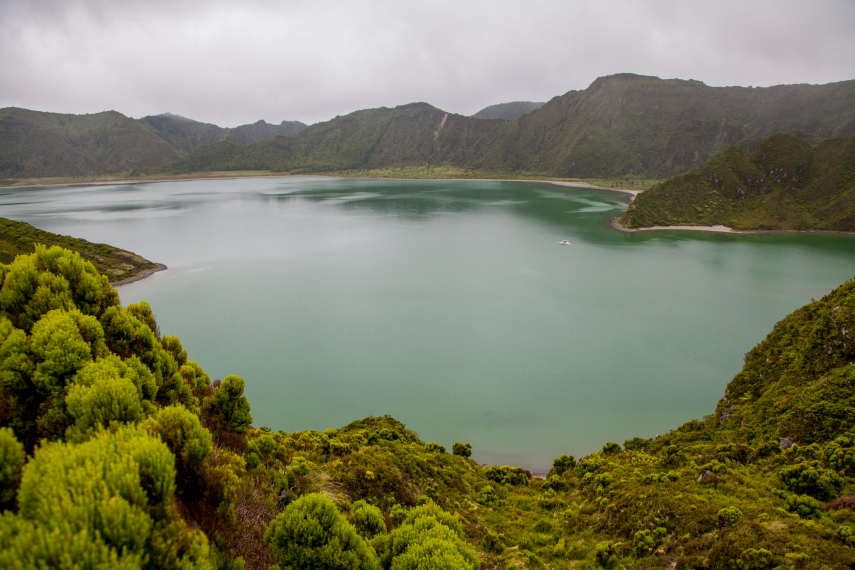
[154,75,855,181]
[619,134,855,231]
[0,107,181,178]
[157,103,505,174]
[0,217,162,283]
[465,74,855,179]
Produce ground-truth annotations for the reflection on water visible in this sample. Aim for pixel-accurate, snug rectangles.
[2,176,854,470]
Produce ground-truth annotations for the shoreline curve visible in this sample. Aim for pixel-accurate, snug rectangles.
[112,263,167,287]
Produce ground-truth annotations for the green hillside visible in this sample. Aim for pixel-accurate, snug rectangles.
[0,107,180,178]
[137,113,228,154]
[137,114,308,150]
[223,119,307,144]
[156,74,855,180]
[472,101,545,120]
[7,74,853,182]
[2,246,855,569]
[618,133,855,231]
[157,103,504,174]
[464,74,855,178]
[0,217,163,284]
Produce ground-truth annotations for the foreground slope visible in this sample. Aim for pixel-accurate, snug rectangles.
[1,246,854,569]
[619,133,855,231]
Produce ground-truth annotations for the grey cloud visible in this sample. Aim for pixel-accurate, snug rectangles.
[1,0,853,127]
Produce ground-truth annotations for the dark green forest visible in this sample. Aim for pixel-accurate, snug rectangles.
[1,246,855,569]
[619,133,855,231]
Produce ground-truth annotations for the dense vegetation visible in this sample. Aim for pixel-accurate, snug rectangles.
[137,114,307,152]
[4,74,854,181]
[1,245,855,569]
[0,217,163,284]
[619,133,855,231]
[0,109,307,179]
[0,108,180,179]
[154,74,855,180]
[471,102,545,120]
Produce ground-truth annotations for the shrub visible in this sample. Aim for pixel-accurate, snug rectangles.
[451,442,471,458]
[0,427,24,508]
[8,425,211,569]
[209,375,253,435]
[475,485,499,506]
[143,404,213,497]
[551,454,576,476]
[351,500,386,539]
[602,442,622,454]
[425,442,445,454]
[779,460,843,500]
[717,506,743,527]
[784,493,825,518]
[264,493,378,570]
[383,500,477,570]
[484,465,529,486]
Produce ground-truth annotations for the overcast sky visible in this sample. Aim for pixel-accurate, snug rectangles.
[1,0,853,127]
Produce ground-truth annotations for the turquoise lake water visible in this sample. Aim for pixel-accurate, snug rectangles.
[3,177,855,471]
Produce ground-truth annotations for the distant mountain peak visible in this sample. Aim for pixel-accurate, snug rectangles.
[472,101,545,120]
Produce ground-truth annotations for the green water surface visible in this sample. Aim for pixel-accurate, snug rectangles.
[3,177,854,470]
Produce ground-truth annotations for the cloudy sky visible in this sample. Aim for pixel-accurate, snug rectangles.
[1,0,853,127]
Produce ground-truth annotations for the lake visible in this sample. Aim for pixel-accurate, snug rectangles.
[3,176,855,471]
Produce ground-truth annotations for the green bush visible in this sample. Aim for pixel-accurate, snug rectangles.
[143,404,213,497]
[551,454,576,476]
[717,506,743,527]
[0,427,24,508]
[9,425,212,569]
[264,493,378,570]
[779,460,844,500]
[382,500,477,570]
[209,375,252,435]
[352,500,387,539]
[451,442,471,458]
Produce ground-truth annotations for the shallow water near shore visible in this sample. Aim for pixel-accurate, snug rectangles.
[3,176,855,471]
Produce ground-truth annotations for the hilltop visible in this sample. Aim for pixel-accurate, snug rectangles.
[472,101,545,120]
[618,133,855,231]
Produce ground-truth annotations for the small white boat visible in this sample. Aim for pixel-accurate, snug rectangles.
[558,240,571,245]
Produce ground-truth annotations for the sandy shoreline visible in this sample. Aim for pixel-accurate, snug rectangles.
[111,263,167,287]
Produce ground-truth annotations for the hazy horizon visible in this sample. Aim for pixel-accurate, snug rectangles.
[1,0,854,127]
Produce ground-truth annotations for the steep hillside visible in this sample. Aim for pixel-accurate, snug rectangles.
[472,101,545,120]
[619,133,855,231]
[2,247,855,569]
[137,113,227,153]
[0,107,180,178]
[0,217,163,284]
[464,74,855,178]
[223,119,307,144]
[158,103,503,174]
[138,114,307,151]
